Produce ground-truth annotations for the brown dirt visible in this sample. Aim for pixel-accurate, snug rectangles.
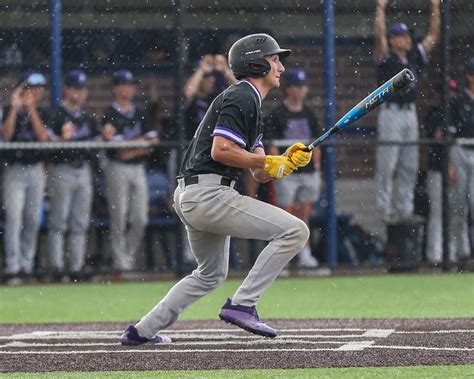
[0,318,473,372]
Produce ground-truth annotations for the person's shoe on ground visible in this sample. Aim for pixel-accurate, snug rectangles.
[121,324,172,345]
[297,246,319,268]
[219,298,277,338]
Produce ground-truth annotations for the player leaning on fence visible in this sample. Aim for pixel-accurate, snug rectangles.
[374,0,440,223]
[120,34,313,345]
[0,72,51,285]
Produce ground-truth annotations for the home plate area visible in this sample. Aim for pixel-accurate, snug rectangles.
[1,319,473,372]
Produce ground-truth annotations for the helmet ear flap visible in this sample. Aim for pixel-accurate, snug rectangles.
[248,59,271,77]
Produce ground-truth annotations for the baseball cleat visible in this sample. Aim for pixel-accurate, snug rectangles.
[218,298,277,338]
[120,325,172,345]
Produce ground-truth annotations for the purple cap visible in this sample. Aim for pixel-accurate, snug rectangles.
[388,23,410,37]
[284,68,308,86]
[19,71,46,87]
[64,69,87,88]
[112,70,138,85]
[466,58,474,75]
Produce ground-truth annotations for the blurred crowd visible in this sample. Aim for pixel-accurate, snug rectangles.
[1,1,473,285]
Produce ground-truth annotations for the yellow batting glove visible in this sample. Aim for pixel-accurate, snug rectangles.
[284,142,312,168]
[263,155,296,179]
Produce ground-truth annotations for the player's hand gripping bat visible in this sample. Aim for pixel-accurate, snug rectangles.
[304,68,415,151]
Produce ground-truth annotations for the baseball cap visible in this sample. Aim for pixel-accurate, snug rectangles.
[112,70,138,85]
[388,23,410,37]
[283,68,308,86]
[19,71,46,88]
[466,58,474,75]
[64,69,87,88]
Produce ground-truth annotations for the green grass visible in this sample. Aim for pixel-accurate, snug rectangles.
[3,365,474,378]
[1,273,473,323]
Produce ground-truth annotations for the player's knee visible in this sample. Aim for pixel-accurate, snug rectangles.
[195,267,227,289]
[290,220,310,250]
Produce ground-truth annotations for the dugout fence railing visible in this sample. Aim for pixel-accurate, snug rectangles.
[0,137,472,278]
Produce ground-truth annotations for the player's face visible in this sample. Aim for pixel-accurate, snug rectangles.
[64,87,88,106]
[389,33,412,52]
[23,86,44,103]
[285,85,308,102]
[113,84,136,101]
[264,54,285,89]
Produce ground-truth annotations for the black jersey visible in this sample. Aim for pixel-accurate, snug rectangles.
[178,80,264,181]
[0,105,51,165]
[451,88,474,148]
[101,103,157,164]
[184,96,214,141]
[265,103,320,174]
[424,105,445,171]
[49,104,100,165]
[376,43,429,106]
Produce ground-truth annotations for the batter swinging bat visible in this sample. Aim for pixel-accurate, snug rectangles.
[305,68,415,151]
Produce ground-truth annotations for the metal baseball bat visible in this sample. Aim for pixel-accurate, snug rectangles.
[305,68,415,151]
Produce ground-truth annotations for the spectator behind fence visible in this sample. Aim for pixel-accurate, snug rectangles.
[450,58,474,270]
[424,81,458,266]
[265,68,322,268]
[47,70,100,282]
[184,54,236,140]
[101,70,159,279]
[373,0,440,223]
[0,72,50,285]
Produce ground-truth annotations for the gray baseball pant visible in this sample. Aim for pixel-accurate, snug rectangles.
[375,103,419,218]
[2,162,46,274]
[136,174,309,339]
[47,164,93,273]
[450,146,474,259]
[105,160,149,271]
[425,170,456,263]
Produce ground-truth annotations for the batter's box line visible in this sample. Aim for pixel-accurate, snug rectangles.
[1,345,473,355]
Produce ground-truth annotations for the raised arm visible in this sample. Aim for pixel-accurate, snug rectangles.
[214,54,237,85]
[374,0,389,60]
[421,0,441,54]
[0,87,22,141]
[183,55,214,101]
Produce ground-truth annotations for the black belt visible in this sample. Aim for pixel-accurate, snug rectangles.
[183,176,232,187]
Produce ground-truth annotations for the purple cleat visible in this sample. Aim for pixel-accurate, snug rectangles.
[121,325,172,345]
[218,298,277,338]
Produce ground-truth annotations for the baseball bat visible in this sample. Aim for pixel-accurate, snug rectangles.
[305,68,415,151]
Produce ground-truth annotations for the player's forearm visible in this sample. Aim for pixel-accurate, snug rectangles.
[28,108,49,141]
[1,109,18,141]
[374,5,388,58]
[184,68,205,100]
[211,138,265,169]
[425,1,441,51]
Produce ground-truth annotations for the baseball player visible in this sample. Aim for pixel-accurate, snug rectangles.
[0,72,50,284]
[265,68,322,268]
[424,82,457,265]
[374,0,440,222]
[121,34,311,345]
[47,70,100,282]
[450,58,474,269]
[101,70,158,278]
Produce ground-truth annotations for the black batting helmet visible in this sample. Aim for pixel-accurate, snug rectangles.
[228,34,291,80]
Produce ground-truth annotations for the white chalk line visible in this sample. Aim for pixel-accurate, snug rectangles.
[0,339,351,348]
[394,329,474,334]
[1,344,472,355]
